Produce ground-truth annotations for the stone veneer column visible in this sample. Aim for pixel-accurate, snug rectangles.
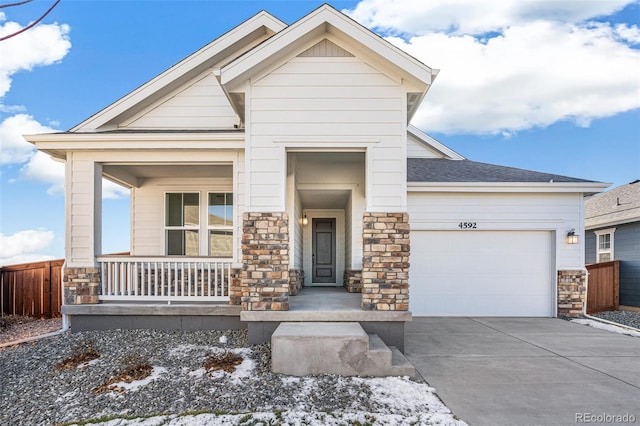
[361,212,410,311]
[240,212,290,311]
[557,270,587,317]
[343,269,363,293]
[288,269,304,296]
[63,267,101,304]
[229,268,243,305]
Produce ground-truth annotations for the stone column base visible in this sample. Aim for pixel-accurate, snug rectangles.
[361,212,410,311]
[240,212,290,311]
[289,269,304,296]
[557,270,586,317]
[63,267,101,305]
[344,269,362,293]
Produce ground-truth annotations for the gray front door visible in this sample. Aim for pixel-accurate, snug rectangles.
[312,218,336,283]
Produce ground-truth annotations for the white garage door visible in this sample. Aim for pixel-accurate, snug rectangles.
[410,231,553,316]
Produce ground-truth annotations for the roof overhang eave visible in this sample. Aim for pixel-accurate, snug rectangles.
[407,181,611,194]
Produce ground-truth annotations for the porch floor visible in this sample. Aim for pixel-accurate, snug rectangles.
[290,287,360,311]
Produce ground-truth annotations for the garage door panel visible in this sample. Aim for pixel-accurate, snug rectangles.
[410,231,553,316]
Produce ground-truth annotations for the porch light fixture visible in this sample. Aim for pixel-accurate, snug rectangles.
[566,229,578,245]
[302,215,308,226]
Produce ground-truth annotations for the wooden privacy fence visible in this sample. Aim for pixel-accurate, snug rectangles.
[0,259,63,318]
[586,260,620,314]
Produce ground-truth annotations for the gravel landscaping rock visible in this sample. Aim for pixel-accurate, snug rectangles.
[591,310,640,329]
[0,329,460,426]
[0,316,62,346]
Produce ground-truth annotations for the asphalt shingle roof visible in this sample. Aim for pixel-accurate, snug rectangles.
[585,180,640,229]
[407,158,595,183]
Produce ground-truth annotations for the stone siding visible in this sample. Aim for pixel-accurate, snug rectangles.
[289,269,304,296]
[240,212,290,311]
[361,212,410,311]
[558,269,587,317]
[229,268,243,305]
[63,267,101,305]
[343,269,362,293]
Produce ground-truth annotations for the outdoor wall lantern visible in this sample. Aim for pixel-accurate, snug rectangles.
[566,229,578,244]
[302,214,308,226]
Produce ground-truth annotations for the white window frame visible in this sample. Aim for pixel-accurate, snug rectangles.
[594,228,616,263]
[207,192,234,258]
[164,192,201,256]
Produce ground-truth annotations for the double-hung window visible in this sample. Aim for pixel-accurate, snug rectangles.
[208,192,233,258]
[164,191,234,257]
[595,228,615,263]
[165,193,200,256]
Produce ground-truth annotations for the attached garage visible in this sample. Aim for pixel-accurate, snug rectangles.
[410,230,554,316]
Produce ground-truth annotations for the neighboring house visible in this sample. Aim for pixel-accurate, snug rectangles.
[585,180,640,307]
[26,5,607,336]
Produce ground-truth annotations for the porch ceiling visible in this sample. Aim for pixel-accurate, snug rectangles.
[299,189,350,209]
[103,164,232,188]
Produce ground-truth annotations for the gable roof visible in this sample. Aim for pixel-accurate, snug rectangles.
[72,11,286,132]
[585,180,640,229]
[220,4,438,122]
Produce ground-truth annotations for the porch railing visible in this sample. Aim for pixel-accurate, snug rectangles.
[97,257,233,302]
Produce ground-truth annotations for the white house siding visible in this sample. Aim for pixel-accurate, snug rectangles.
[407,191,585,315]
[345,192,353,269]
[293,188,303,270]
[123,72,238,129]
[406,134,447,159]
[247,56,407,212]
[234,151,246,263]
[131,177,233,257]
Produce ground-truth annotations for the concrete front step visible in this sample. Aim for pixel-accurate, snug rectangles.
[271,322,415,377]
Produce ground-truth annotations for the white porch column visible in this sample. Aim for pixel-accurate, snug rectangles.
[65,154,102,267]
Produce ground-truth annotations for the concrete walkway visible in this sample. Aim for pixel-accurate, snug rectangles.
[406,317,640,426]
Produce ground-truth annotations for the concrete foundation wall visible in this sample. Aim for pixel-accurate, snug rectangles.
[70,315,245,332]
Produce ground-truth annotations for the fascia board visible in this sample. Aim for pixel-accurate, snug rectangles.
[72,12,286,132]
[407,181,611,194]
[221,6,433,88]
[24,132,245,152]
[586,217,640,230]
[407,125,465,160]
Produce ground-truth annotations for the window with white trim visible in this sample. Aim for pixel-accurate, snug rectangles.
[165,192,200,256]
[207,192,233,257]
[594,228,615,263]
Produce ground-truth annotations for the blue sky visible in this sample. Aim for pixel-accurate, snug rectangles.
[0,0,638,265]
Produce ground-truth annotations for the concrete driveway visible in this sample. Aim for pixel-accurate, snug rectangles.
[406,317,640,426]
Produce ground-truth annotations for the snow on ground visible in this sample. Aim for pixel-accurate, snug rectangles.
[79,375,466,426]
[207,349,255,385]
[93,410,465,425]
[108,366,168,393]
[572,318,640,337]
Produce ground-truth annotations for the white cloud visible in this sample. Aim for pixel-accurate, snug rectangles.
[0,12,71,98]
[345,0,632,36]
[20,150,65,195]
[0,114,56,164]
[0,114,128,198]
[345,1,640,134]
[615,23,640,44]
[20,150,129,199]
[0,229,55,266]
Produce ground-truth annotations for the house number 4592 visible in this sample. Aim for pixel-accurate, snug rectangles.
[458,222,477,229]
